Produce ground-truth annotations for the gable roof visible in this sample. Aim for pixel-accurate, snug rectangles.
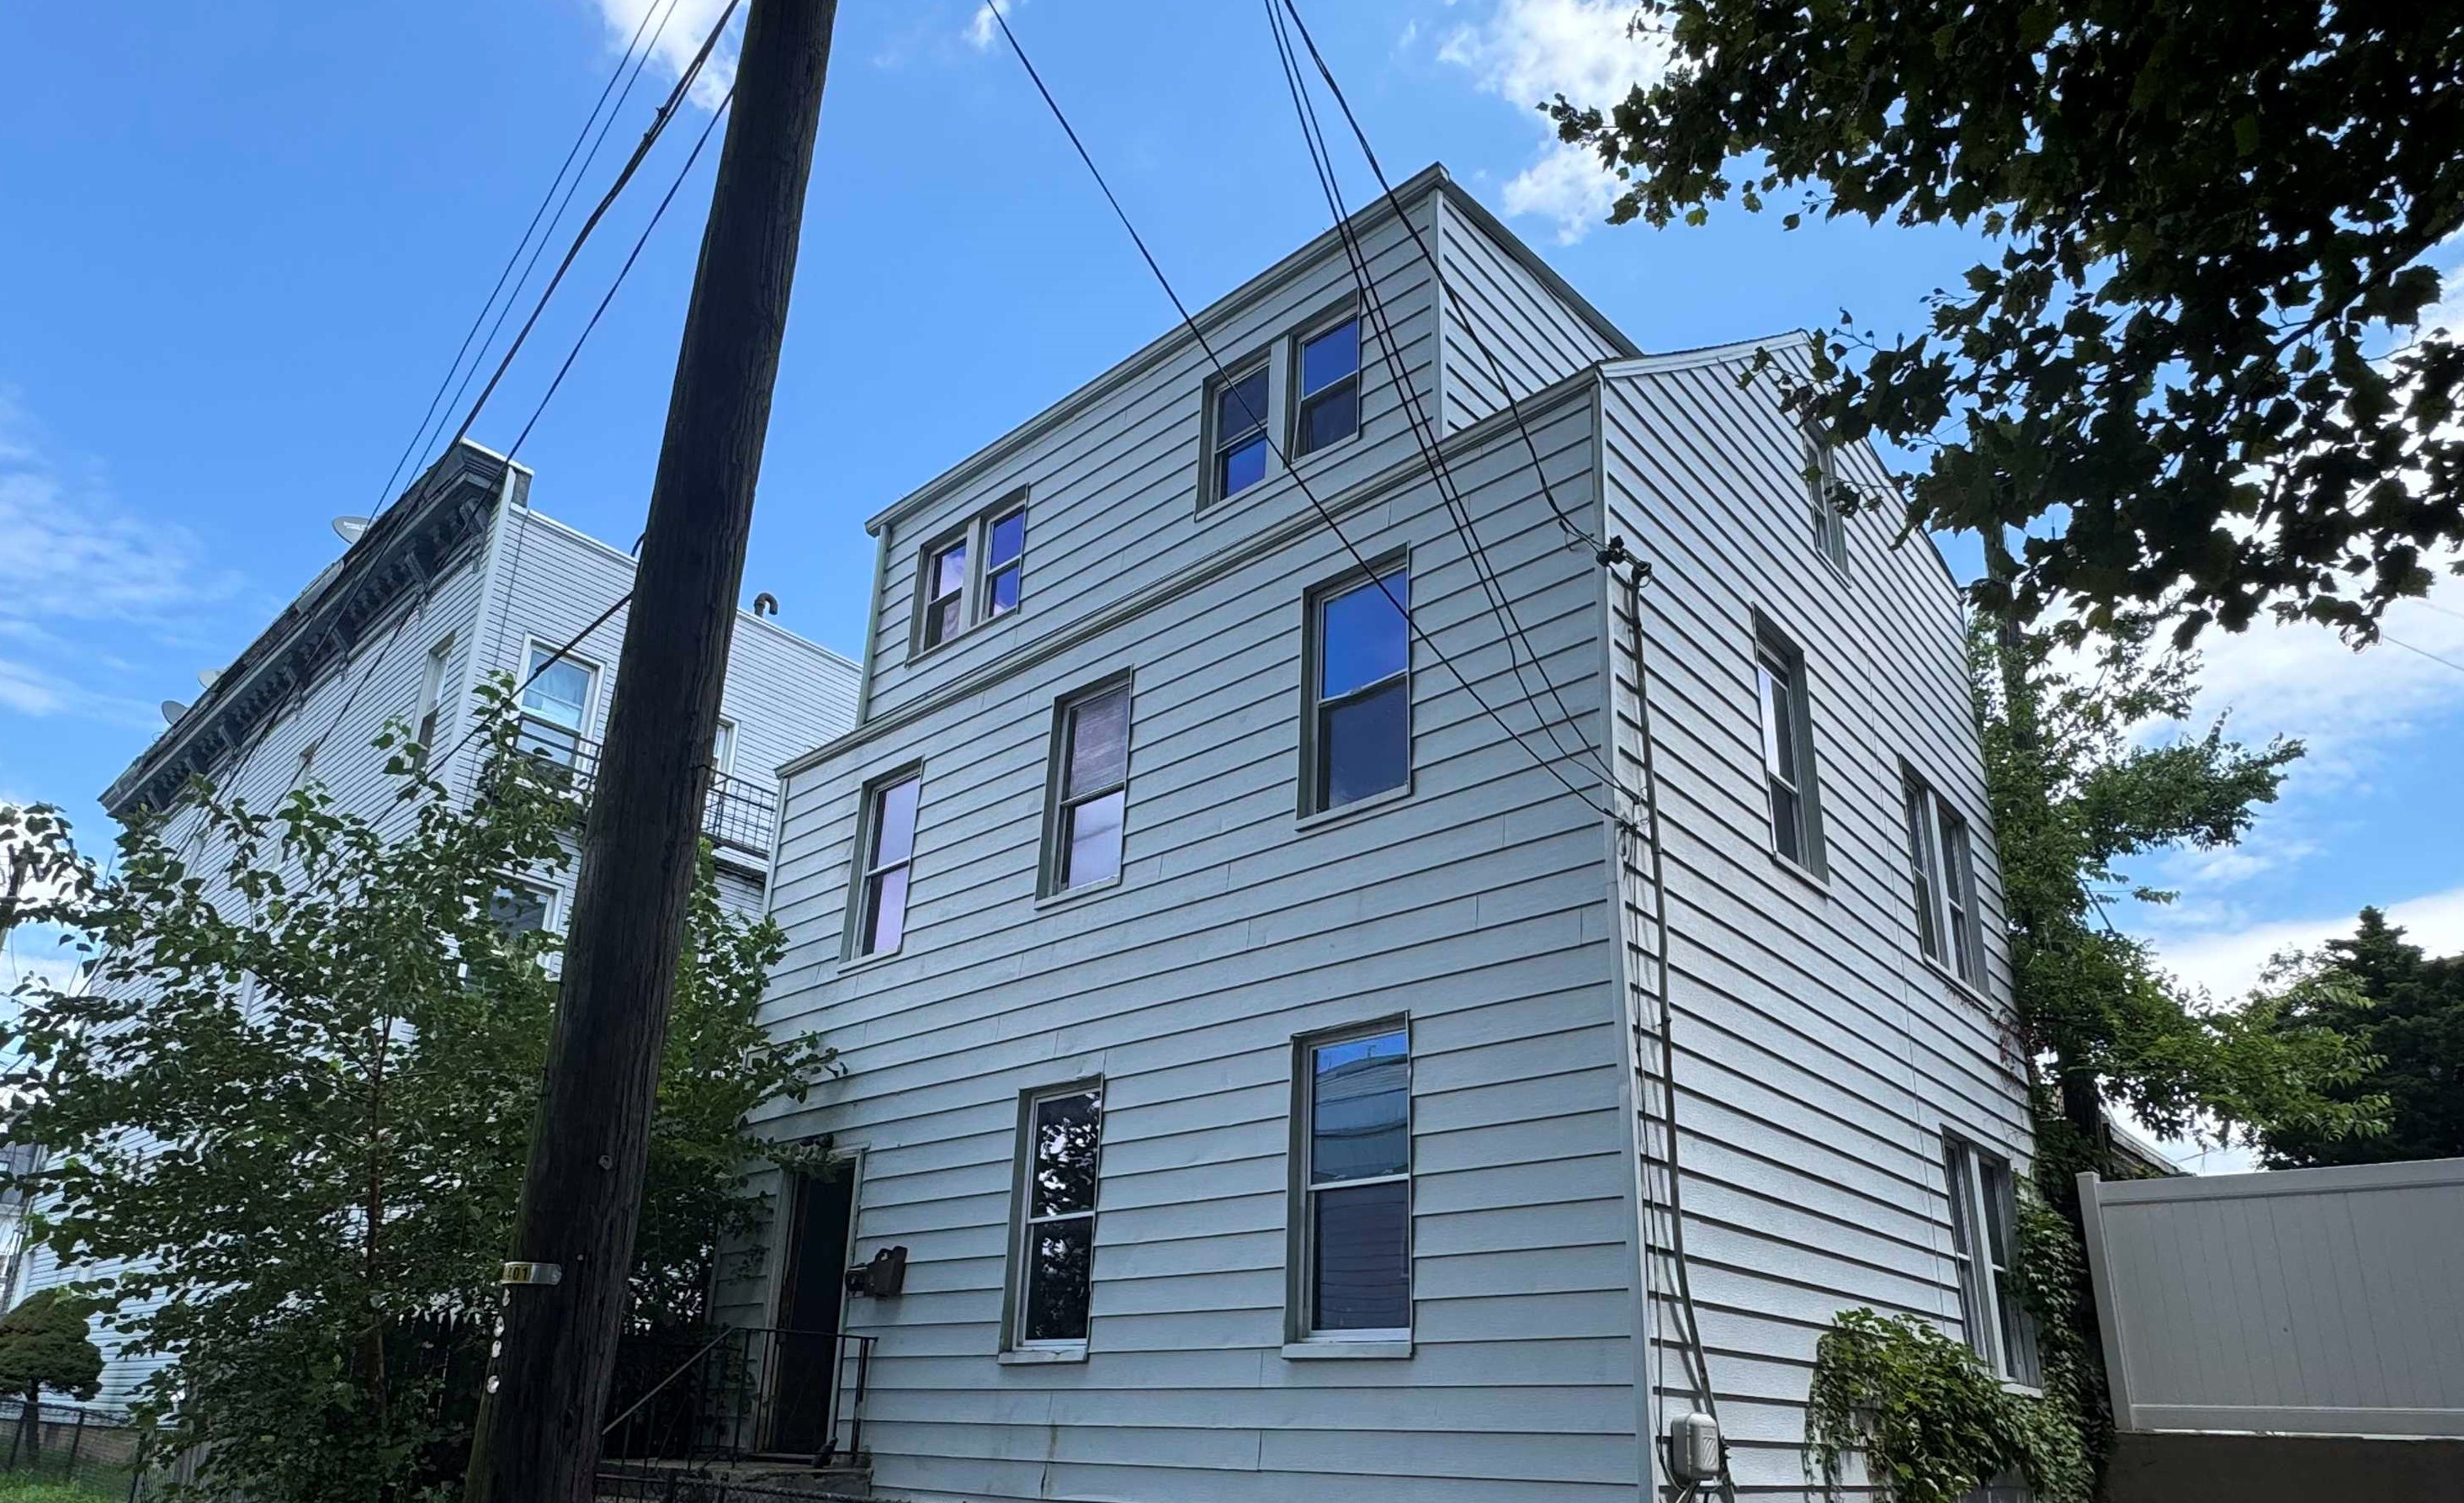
[861,164,1639,540]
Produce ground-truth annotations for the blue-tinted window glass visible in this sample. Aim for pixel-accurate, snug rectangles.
[1218,433,1268,498]
[1300,319,1359,396]
[1320,679,1407,809]
[1320,571,1408,698]
[1297,380,1359,456]
[1311,1030,1409,1182]
[988,510,1025,568]
[1216,369,1268,438]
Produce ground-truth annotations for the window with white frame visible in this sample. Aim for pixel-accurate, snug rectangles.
[1292,316,1361,457]
[915,495,1029,653]
[1804,430,1849,572]
[1295,1024,1411,1338]
[489,880,553,939]
[518,645,597,766]
[1753,625,1821,870]
[1010,1083,1103,1347]
[852,772,921,958]
[1905,773,1984,984]
[1208,363,1272,503]
[713,719,737,778]
[1944,1136,2038,1385]
[414,634,455,765]
[1304,564,1410,814]
[1045,679,1130,895]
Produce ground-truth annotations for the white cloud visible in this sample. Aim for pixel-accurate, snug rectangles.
[2185,569,2464,783]
[964,0,1024,50]
[590,0,741,110]
[0,392,235,725]
[1437,0,1670,242]
[2153,884,2464,1002]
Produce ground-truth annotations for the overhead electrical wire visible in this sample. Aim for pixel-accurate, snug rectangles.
[1277,5,1729,1488]
[1261,0,1613,789]
[1273,0,1609,560]
[372,0,687,511]
[169,5,741,847]
[985,2,1624,829]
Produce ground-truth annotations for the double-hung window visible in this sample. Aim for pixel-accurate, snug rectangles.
[1045,679,1130,895]
[413,635,454,767]
[1010,1084,1103,1348]
[518,645,597,767]
[1753,625,1821,870]
[1804,431,1849,572]
[1295,1025,1411,1339]
[1944,1137,2039,1385]
[1905,774,1984,984]
[916,496,1030,653]
[1211,364,1271,502]
[1293,316,1361,457]
[853,772,921,958]
[1304,565,1410,814]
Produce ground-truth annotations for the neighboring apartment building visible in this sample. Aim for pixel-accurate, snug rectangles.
[731,166,2034,1503]
[19,438,858,1404]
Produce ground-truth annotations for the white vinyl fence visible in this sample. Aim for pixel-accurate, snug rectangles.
[2077,1158,2464,1437]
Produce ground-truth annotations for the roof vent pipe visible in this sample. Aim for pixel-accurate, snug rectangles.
[752,592,779,619]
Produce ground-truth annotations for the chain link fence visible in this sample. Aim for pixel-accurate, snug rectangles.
[0,1396,183,1500]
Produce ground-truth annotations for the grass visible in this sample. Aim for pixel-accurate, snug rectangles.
[0,1482,129,1503]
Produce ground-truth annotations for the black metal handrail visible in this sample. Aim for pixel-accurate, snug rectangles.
[600,1325,876,1478]
[513,714,779,860]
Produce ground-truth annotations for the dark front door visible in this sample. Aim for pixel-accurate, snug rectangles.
[765,1166,853,1458]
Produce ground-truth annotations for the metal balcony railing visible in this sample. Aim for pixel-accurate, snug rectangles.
[599,1325,877,1481]
[514,714,778,862]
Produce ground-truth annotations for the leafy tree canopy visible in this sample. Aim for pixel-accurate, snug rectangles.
[0,692,836,1502]
[1551,0,2464,640]
[1969,616,2383,1158]
[2259,907,2464,1166]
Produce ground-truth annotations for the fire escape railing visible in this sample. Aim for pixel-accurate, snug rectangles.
[514,714,778,862]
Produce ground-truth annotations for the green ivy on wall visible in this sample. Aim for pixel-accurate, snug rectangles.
[1803,1192,2094,1503]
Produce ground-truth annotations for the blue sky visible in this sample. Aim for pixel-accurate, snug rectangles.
[3,0,2460,1075]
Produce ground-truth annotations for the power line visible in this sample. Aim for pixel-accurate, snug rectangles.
[373,0,686,510]
[986,3,1623,827]
[1262,0,1613,789]
[507,89,734,462]
[1273,0,1607,559]
[2382,632,2464,676]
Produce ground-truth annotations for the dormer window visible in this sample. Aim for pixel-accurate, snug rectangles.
[911,493,1029,656]
[1293,316,1360,456]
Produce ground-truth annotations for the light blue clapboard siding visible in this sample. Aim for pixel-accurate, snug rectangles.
[1598,343,2031,1496]
[753,167,2023,1503]
[757,364,1644,1502]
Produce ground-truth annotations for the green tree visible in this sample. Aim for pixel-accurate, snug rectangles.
[0,693,836,1502]
[0,1290,103,1460]
[1548,1,2464,640]
[1973,617,2380,1165]
[2259,907,2464,1166]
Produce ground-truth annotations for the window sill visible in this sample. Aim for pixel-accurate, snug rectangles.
[1920,956,1994,1011]
[1034,874,1123,911]
[1282,1339,1413,1361]
[997,1345,1088,1366]
[1295,782,1414,833]
[903,606,1021,668]
[834,945,907,978]
[1768,849,1829,895]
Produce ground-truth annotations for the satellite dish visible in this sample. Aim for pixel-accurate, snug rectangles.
[196,668,220,690]
[160,700,189,725]
[332,516,371,544]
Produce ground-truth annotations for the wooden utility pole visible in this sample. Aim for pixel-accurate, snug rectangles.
[462,4,836,1499]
